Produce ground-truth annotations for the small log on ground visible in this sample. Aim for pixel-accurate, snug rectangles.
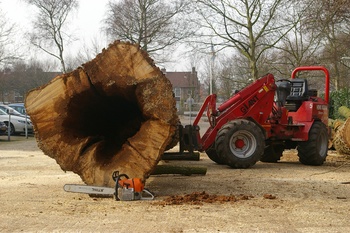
[161,152,200,161]
[25,41,179,187]
[151,165,207,176]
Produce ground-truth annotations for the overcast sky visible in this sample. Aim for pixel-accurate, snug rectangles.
[0,0,189,71]
[1,0,109,43]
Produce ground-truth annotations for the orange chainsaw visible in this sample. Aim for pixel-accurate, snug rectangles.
[64,171,154,201]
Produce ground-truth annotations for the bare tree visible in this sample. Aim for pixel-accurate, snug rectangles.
[25,0,78,73]
[0,8,21,102]
[194,0,297,81]
[66,36,108,71]
[0,8,18,66]
[305,0,350,90]
[214,53,254,100]
[1,59,59,101]
[258,1,323,78]
[104,0,193,63]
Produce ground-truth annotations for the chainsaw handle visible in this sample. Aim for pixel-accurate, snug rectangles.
[112,171,129,201]
[141,189,155,200]
[112,171,129,181]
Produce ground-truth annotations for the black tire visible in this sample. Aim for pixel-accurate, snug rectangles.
[5,122,15,135]
[205,143,226,165]
[297,121,328,165]
[215,119,265,168]
[10,124,15,135]
[260,144,284,163]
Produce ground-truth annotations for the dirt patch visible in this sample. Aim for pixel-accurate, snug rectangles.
[157,191,253,205]
[1,135,350,232]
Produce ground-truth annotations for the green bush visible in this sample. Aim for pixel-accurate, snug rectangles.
[329,88,350,119]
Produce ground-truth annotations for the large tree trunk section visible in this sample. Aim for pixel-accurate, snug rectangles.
[328,119,344,149]
[25,41,179,187]
[332,106,350,155]
[333,117,350,155]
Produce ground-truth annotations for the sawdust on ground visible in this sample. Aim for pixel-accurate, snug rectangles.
[1,135,350,232]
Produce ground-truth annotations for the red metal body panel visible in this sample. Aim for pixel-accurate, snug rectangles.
[284,100,329,140]
[287,66,330,141]
[193,74,276,151]
[289,99,328,124]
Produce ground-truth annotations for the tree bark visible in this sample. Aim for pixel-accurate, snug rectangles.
[25,41,179,187]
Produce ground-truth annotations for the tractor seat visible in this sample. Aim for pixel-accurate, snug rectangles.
[286,78,309,101]
[285,78,309,111]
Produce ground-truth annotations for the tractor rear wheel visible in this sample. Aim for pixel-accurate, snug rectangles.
[297,121,328,165]
[205,143,226,165]
[215,119,265,168]
[260,143,284,163]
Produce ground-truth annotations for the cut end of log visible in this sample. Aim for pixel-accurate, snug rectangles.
[333,117,350,156]
[25,41,179,187]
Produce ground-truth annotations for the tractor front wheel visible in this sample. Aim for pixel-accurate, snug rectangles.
[297,121,328,165]
[215,119,265,168]
[205,143,226,165]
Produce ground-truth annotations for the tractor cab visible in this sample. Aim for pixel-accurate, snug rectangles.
[275,78,320,112]
[285,78,309,111]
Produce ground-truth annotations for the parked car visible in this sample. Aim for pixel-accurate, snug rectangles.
[0,104,26,118]
[8,103,26,115]
[0,109,33,135]
[0,121,7,135]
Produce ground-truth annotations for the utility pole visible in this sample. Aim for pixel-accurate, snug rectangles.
[210,42,216,95]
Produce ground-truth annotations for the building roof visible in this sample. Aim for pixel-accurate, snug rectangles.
[166,72,192,88]
[162,68,199,88]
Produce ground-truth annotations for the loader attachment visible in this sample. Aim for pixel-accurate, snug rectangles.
[161,124,200,161]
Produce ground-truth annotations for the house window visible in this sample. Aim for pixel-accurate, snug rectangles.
[174,88,181,97]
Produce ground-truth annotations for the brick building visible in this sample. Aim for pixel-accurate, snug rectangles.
[162,67,201,113]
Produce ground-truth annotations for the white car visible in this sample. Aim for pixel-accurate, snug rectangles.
[0,121,7,135]
[8,103,26,115]
[0,104,27,118]
[0,109,33,135]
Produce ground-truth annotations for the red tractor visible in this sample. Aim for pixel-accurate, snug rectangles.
[179,66,330,168]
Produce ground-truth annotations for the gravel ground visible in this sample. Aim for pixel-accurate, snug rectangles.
[1,135,350,232]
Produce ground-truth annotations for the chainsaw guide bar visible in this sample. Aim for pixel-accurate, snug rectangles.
[63,171,155,201]
[64,184,115,196]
